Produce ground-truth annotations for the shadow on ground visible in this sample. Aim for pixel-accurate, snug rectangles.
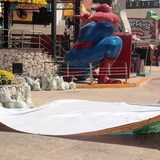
[1,122,159,151]
[59,133,160,150]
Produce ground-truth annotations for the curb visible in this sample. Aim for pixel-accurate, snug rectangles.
[76,77,150,89]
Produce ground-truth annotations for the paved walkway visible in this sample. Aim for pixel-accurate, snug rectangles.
[0,66,160,160]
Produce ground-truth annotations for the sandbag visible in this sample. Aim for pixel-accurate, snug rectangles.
[17,77,26,85]
[32,78,41,91]
[64,82,70,90]
[24,83,34,108]
[0,86,15,108]
[26,77,34,87]
[41,70,52,90]
[13,91,28,108]
[3,102,14,109]
[69,81,76,90]
[48,77,58,91]
[57,76,65,90]
[24,83,31,98]
[0,86,14,103]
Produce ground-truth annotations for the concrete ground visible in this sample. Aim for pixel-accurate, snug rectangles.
[0,66,160,160]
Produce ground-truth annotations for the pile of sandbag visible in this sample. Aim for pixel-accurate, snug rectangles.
[0,70,76,109]
[25,70,77,91]
[0,84,34,109]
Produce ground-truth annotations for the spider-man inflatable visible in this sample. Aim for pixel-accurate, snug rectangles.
[62,4,123,84]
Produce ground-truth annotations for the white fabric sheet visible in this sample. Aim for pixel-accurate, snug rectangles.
[0,99,160,135]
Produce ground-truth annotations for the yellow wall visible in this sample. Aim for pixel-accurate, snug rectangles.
[63,3,87,17]
[13,11,32,22]
[12,3,45,23]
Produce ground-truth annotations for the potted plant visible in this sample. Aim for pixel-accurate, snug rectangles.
[0,70,15,85]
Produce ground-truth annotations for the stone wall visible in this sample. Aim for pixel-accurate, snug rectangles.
[0,49,57,77]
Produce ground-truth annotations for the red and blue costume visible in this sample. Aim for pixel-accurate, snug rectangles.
[63,4,123,84]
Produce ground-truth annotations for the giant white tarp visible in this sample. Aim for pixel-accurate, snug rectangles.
[0,99,160,136]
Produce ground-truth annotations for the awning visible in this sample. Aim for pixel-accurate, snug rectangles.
[0,0,47,4]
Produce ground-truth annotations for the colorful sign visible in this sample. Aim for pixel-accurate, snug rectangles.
[129,18,159,39]
[126,0,160,9]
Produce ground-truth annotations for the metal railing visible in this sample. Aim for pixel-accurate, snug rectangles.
[0,28,67,62]
[44,61,128,84]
